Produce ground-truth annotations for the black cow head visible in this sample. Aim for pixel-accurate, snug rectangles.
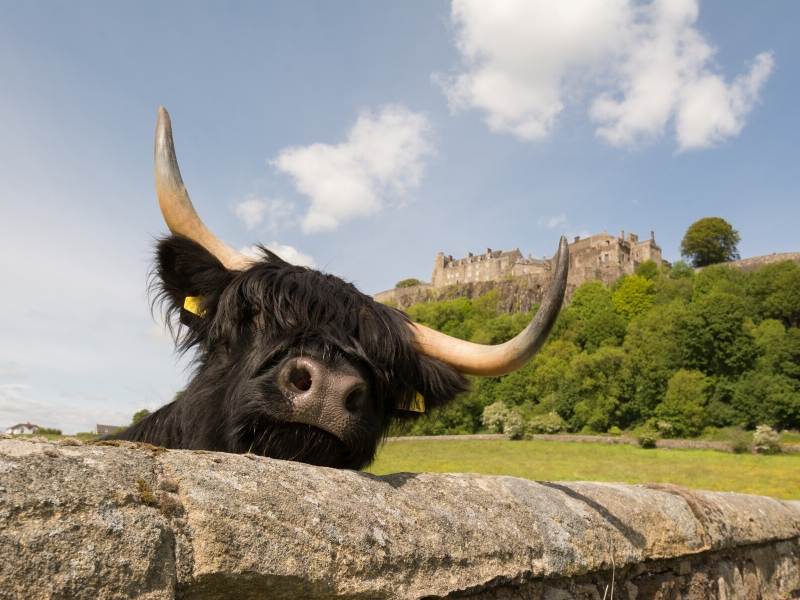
[115,108,568,470]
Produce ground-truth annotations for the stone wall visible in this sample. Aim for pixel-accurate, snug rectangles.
[377,231,666,310]
[2,438,799,599]
[703,252,800,272]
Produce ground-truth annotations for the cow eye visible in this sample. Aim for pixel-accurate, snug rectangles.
[289,366,313,392]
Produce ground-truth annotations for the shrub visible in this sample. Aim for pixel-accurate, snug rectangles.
[503,410,525,440]
[729,429,752,454]
[132,409,151,425]
[608,425,623,437]
[395,278,423,288]
[527,412,566,434]
[36,427,63,436]
[481,401,508,434]
[636,425,659,449]
[753,424,781,454]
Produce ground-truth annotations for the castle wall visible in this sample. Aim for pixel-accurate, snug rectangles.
[431,231,663,292]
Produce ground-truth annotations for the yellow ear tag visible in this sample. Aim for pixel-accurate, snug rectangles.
[183,296,206,316]
[407,392,426,413]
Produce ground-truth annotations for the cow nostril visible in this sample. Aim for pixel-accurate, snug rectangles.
[289,367,313,392]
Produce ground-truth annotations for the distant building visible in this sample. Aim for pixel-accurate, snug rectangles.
[431,230,663,289]
[96,424,124,436]
[5,422,40,435]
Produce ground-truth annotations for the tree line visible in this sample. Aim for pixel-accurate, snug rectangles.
[395,258,800,438]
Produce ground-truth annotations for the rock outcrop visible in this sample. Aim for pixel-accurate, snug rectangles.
[1,437,799,599]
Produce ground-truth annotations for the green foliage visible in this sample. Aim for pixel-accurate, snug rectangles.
[678,292,757,377]
[503,409,525,439]
[563,346,631,432]
[753,425,781,454]
[526,412,566,434]
[747,261,800,327]
[481,401,508,433]
[622,301,686,425]
[396,278,423,288]
[732,371,800,430]
[636,427,658,448]
[655,369,710,437]
[36,427,63,436]
[634,260,660,280]
[681,217,741,267]
[669,261,695,279]
[612,274,656,320]
[132,409,151,425]
[396,256,800,438]
[556,282,626,351]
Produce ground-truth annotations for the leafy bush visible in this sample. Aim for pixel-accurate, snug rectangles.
[527,412,566,434]
[132,409,151,425]
[729,429,752,454]
[396,278,423,288]
[481,401,508,433]
[637,428,658,449]
[608,425,623,437]
[753,424,781,454]
[36,427,62,436]
[503,410,525,440]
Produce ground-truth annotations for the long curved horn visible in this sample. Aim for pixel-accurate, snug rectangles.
[154,107,253,270]
[410,236,569,376]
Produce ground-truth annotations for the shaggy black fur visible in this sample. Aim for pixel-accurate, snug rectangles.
[114,235,468,469]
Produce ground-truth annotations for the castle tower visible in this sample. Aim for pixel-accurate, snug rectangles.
[432,252,446,287]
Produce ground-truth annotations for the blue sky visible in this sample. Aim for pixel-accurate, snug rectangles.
[1,1,797,432]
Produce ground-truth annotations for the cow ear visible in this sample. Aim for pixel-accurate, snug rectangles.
[395,355,469,418]
[153,235,235,328]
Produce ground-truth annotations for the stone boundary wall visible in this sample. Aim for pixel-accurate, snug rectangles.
[716,252,800,272]
[386,432,800,453]
[2,438,799,599]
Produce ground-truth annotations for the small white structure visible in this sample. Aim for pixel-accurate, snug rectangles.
[5,422,40,435]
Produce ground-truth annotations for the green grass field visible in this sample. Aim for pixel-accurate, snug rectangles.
[368,438,800,500]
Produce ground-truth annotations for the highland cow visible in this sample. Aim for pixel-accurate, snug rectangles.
[114,108,569,469]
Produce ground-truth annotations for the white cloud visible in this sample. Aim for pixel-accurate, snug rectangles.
[272,105,434,233]
[240,243,316,268]
[441,0,773,150]
[233,196,296,231]
[538,213,568,229]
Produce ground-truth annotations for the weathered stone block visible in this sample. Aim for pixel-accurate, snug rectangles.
[1,438,798,599]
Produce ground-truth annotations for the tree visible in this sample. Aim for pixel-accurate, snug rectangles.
[681,217,740,267]
[732,371,800,430]
[132,409,151,425]
[655,369,711,437]
[678,292,757,377]
[555,282,626,352]
[634,260,660,281]
[396,278,423,288]
[612,274,656,320]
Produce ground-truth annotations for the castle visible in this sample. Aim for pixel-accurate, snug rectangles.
[432,230,663,289]
[374,230,664,308]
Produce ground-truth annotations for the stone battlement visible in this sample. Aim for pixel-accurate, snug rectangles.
[375,230,663,307]
[432,230,662,290]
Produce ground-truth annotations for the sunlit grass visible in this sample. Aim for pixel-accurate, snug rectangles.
[368,438,800,500]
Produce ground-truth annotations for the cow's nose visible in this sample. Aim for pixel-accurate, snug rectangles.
[278,357,369,436]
